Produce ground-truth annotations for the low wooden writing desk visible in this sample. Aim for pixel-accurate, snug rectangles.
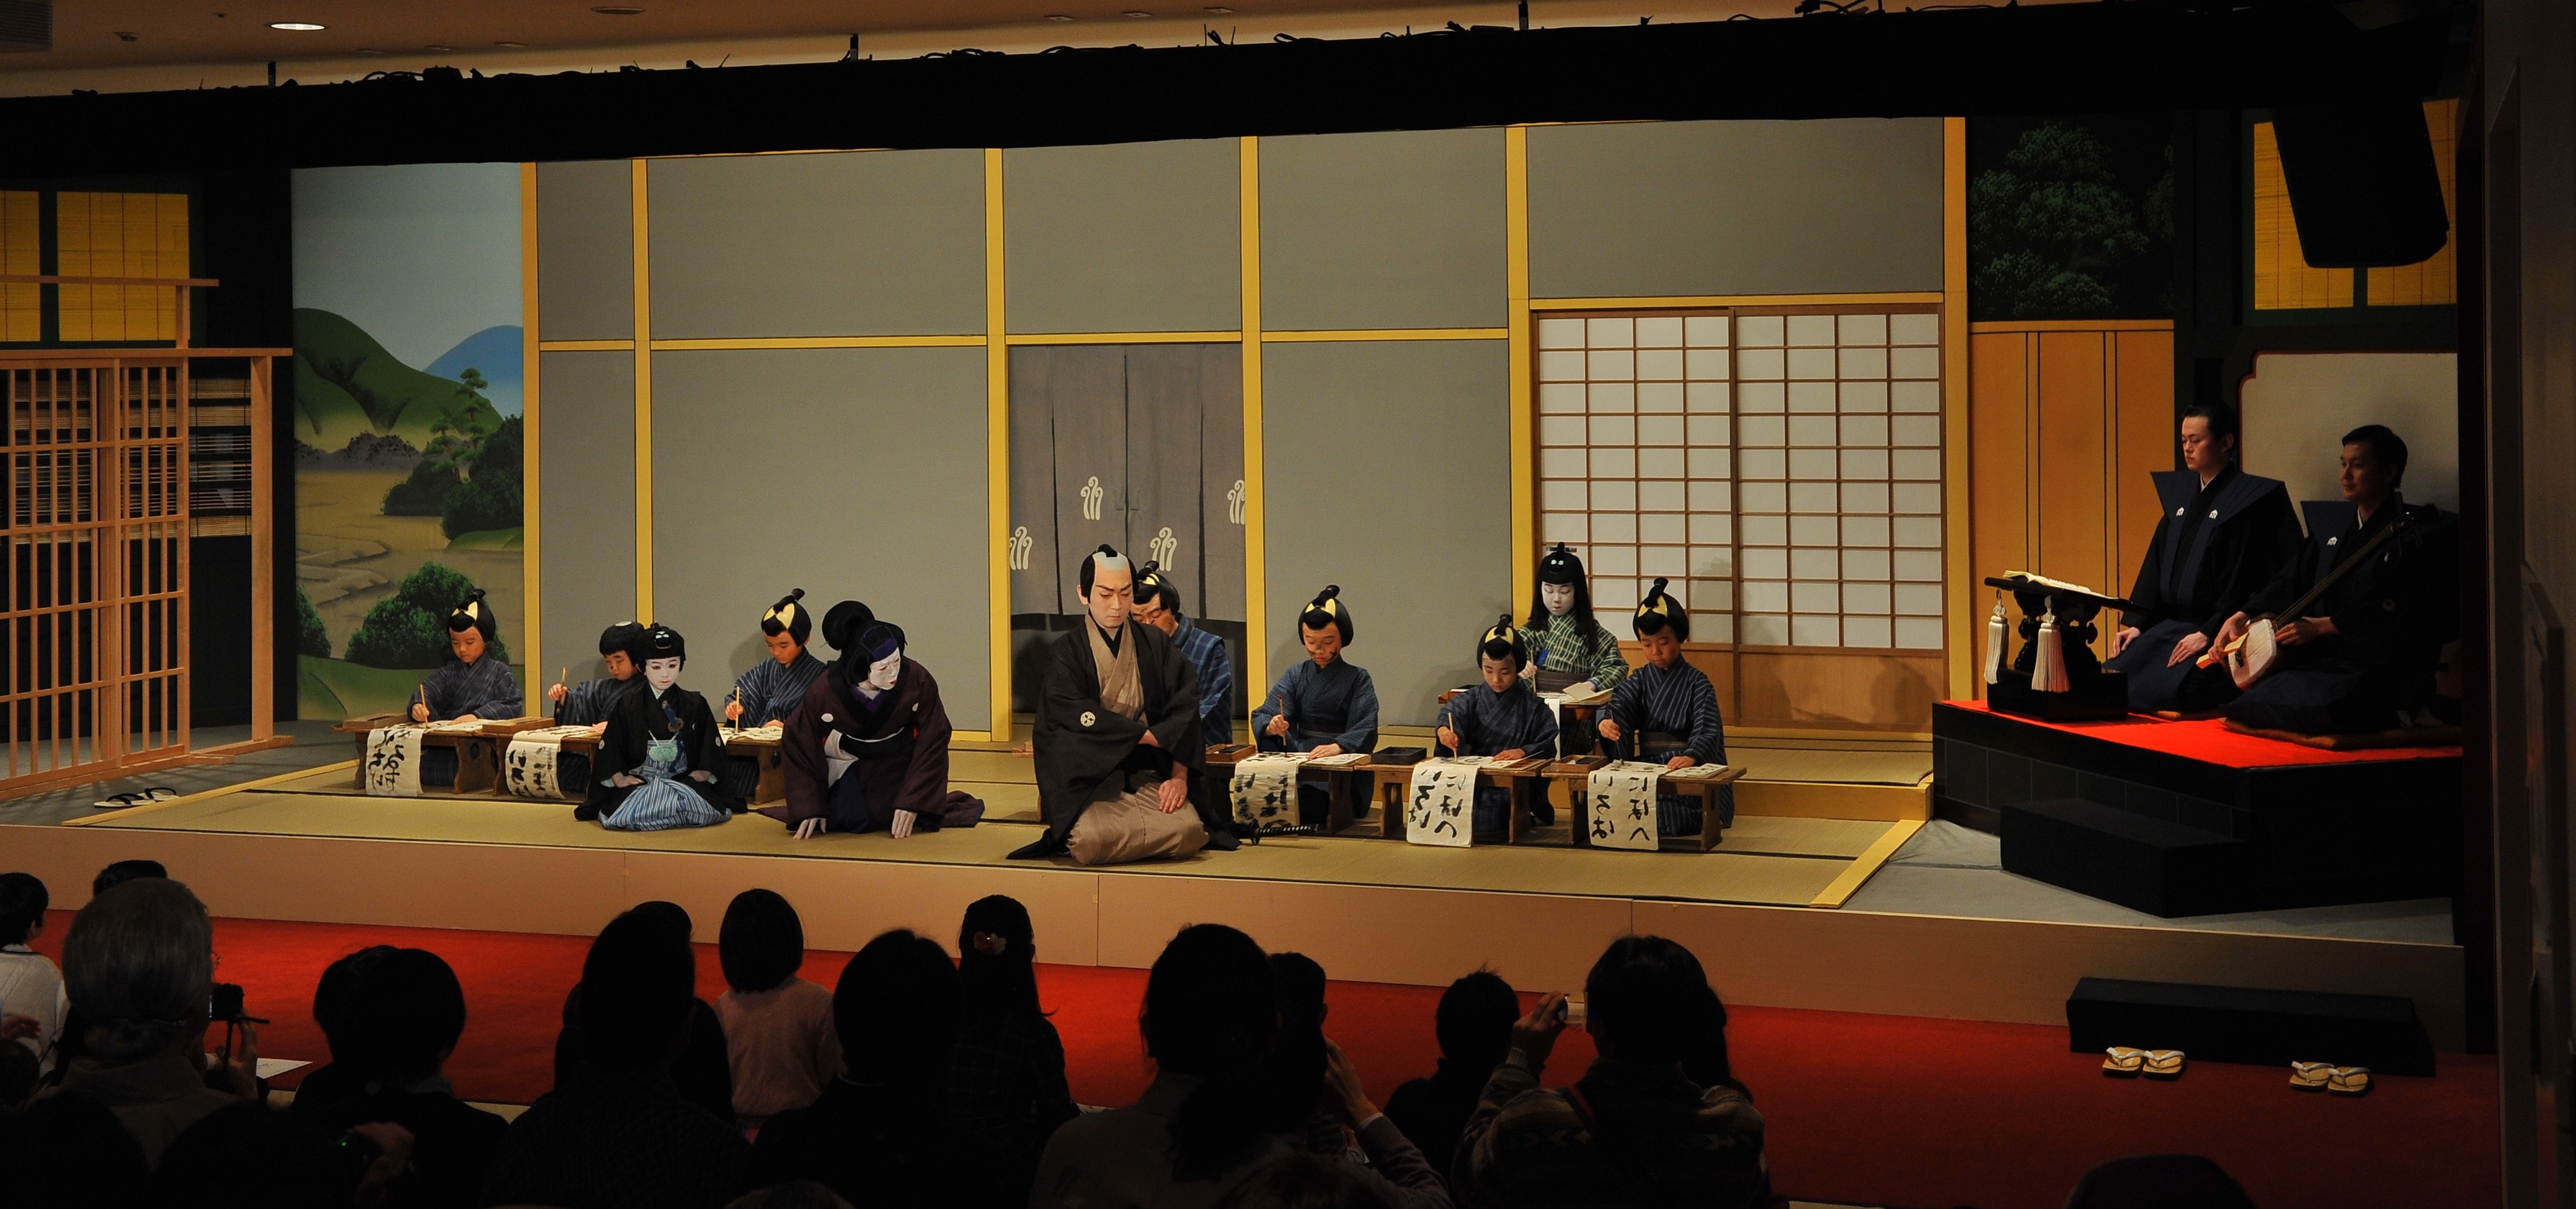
[1541,756,1747,852]
[1204,745,1377,836]
[333,714,550,796]
[1363,756,1554,844]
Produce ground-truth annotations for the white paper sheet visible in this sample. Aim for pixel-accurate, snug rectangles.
[1228,754,1306,826]
[362,726,424,797]
[1584,760,1664,851]
[502,736,561,799]
[1404,757,1487,847]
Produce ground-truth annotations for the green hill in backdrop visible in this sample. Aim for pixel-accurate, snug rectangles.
[294,308,495,452]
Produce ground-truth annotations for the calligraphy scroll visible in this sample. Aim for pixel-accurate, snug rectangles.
[1584,760,1664,851]
[502,736,563,799]
[1228,754,1306,827]
[1404,758,1486,847]
[363,727,426,797]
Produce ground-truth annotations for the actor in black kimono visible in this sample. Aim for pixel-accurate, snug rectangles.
[578,624,741,826]
[548,622,645,728]
[2220,425,2458,735]
[769,601,983,840]
[1010,545,1234,865]
[2106,405,2302,713]
[410,588,524,723]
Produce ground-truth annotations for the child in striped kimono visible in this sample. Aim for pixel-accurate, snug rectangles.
[1596,578,1733,832]
[1436,615,1559,837]
[582,624,740,831]
[726,588,829,728]
[1249,585,1381,823]
[409,588,523,724]
[548,622,645,730]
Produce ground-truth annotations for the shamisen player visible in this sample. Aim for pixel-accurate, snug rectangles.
[1595,578,1734,833]
[1436,614,1560,837]
[726,588,829,729]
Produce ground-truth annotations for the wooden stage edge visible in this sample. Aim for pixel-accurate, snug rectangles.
[2,819,2462,1053]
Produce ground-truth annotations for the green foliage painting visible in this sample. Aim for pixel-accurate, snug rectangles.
[295,587,332,658]
[1969,117,2174,322]
[344,562,511,669]
[294,308,504,451]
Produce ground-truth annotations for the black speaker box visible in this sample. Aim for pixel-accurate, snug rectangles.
[2272,96,2451,269]
[2066,976,2434,1075]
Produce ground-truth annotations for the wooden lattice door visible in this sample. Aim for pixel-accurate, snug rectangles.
[1,356,192,789]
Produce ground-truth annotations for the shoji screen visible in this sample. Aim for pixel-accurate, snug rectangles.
[1536,306,1942,654]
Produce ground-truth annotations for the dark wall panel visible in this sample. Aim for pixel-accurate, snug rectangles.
[537,351,636,684]
[1259,128,1507,331]
[536,160,633,342]
[1527,118,1945,298]
[647,150,986,339]
[1263,340,1511,726]
[1004,139,1240,335]
[651,347,990,725]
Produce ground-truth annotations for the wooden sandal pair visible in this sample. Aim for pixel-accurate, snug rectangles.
[2291,1062,2371,1095]
[2103,1047,2185,1078]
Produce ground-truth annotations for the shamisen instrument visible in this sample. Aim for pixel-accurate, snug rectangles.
[2197,507,2416,690]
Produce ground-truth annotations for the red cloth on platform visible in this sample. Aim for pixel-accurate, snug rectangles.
[1939,699,2462,768]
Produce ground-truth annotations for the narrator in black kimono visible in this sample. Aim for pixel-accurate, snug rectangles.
[1011,545,1234,865]
[2106,415,2301,713]
[2220,426,2459,735]
[770,608,983,839]
[578,624,742,827]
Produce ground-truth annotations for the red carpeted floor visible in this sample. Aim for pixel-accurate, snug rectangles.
[1939,699,2463,767]
[26,912,2500,1209]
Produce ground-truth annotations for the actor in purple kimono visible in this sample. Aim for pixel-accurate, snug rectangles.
[767,601,983,840]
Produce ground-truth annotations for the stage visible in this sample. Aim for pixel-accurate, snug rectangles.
[0,724,2470,1053]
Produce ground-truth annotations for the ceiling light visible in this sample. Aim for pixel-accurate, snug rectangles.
[1045,12,1074,18]
[424,44,454,51]
[116,31,140,41]
[494,40,526,47]
[269,21,326,31]
[1122,8,1151,15]
[1205,4,1233,10]
[356,47,389,54]
[592,4,645,13]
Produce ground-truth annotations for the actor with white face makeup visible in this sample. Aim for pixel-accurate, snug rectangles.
[770,600,984,840]
[578,623,740,831]
[1519,544,1631,701]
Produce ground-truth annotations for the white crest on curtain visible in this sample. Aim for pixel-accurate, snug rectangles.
[1227,479,1247,525]
[1081,477,1105,521]
[1008,526,1033,571]
[1149,526,1177,567]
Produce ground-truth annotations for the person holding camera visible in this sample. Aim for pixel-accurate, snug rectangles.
[40,878,262,1166]
[1451,936,1768,1209]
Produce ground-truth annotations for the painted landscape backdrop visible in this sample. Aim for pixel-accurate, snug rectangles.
[292,164,524,719]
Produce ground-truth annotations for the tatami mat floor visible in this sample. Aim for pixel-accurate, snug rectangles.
[84,762,1911,908]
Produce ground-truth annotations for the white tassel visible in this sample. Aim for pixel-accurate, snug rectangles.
[1983,594,2008,685]
[2032,603,2067,694]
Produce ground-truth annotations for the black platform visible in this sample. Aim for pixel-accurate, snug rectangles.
[2066,977,2434,1075]
[1933,702,2461,917]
